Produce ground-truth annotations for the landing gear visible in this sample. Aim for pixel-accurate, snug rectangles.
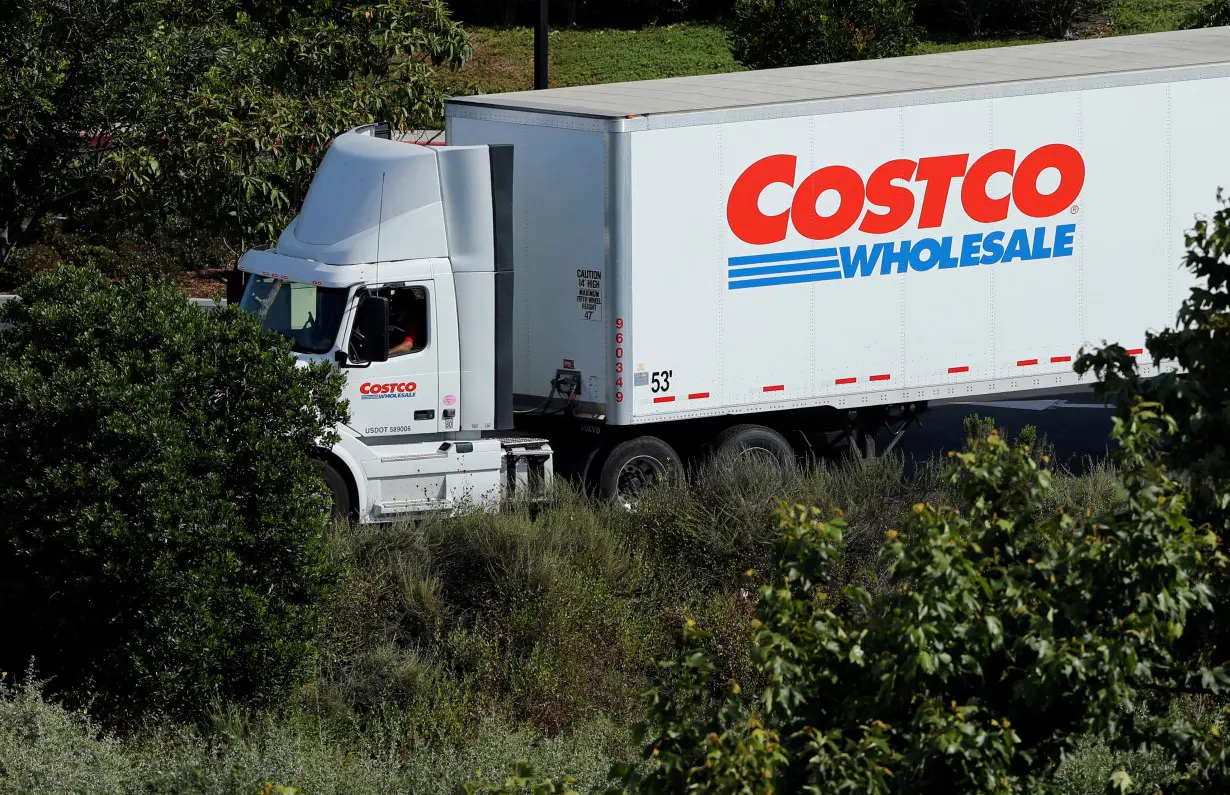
[840,403,927,459]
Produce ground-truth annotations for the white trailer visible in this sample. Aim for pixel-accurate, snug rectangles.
[235,27,1230,520]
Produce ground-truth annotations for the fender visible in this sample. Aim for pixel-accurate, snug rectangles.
[320,425,370,521]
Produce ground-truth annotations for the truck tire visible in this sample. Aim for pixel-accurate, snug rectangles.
[711,424,796,468]
[317,459,354,522]
[597,436,683,502]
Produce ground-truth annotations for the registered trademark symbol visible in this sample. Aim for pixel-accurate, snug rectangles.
[1071,205,1080,214]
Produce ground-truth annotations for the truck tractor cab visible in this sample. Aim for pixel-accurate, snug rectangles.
[235,124,551,523]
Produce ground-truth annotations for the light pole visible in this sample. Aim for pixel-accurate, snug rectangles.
[534,0,548,90]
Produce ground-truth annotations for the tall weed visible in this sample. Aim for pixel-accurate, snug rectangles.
[0,448,1135,793]
[0,675,632,795]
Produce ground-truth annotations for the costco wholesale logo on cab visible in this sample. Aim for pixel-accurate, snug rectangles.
[724,144,1085,290]
[359,381,418,399]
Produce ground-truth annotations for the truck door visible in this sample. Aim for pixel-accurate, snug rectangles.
[345,282,440,437]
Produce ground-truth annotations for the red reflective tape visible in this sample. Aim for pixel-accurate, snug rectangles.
[1050,355,1072,363]
[1126,348,1143,355]
[763,385,785,392]
[869,374,890,382]
[1018,359,1038,367]
[835,377,857,385]
[948,366,969,374]
[653,396,675,404]
[688,392,710,400]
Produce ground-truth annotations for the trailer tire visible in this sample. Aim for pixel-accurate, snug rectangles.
[597,436,683,502]
[317,459,354,522]
[711,424,796,468]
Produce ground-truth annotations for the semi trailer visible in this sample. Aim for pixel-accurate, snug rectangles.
[234,26,1230,522]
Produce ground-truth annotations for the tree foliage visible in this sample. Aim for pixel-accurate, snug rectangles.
[1185,0,1230,28]
[0,0,470,268]
[449,0,736,28]
[0,264,347,723]
[730,0,920,70]
[1077,192,1230,708]
[1023,0,1094,39]
[913,0,1016,37]
[610,412,1222,793]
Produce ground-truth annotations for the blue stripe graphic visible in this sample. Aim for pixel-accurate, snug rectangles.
[728,247,838,267]
[729,270,842,289]
[729,258,839,279]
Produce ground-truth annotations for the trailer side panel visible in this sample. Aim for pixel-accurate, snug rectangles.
[622,74,1230,423]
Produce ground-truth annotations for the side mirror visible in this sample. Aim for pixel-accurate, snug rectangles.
[357,295,389,363]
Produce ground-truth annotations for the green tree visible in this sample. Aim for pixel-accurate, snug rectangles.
[730,0,920,70]
[0,0,470,270]
[610,409,1222,793]
[0,264,347,723]
[1076,193,1230,731]
[1185,0,1230,28]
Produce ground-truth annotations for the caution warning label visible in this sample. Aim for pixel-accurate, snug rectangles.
[576,268,603,322]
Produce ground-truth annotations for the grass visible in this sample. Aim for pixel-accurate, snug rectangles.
[1108,0,1205,33]
[455,23,741,92]
[0,676,634,795]
[451,0,1206,94]
[1,446,1144,794]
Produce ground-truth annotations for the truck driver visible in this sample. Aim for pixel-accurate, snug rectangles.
[388,288,426,356]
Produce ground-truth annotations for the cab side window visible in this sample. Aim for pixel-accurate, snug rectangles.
[377,285,428,357]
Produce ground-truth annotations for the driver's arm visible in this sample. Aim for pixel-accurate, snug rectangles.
[389,332,415,355]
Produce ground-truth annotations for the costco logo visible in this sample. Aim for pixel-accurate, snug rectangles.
[359,381,417,399]
[725,144,1084,290]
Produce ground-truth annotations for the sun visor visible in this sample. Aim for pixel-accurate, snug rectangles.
[276,133,449,265]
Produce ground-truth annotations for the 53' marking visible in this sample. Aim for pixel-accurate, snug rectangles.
[651,370,673,393]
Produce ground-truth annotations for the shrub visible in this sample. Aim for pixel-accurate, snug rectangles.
[1027,0,1099,39]
[447,0,733,28]
[315,488,663,735]
[1186,0,1230,27]
[0,673,633,795]
[730,0,920,70]
[600,412,1222,793]
[1078,190,1230,707]
[914,0,1021,37]
[0,222,235,293]
[0,264,347,723]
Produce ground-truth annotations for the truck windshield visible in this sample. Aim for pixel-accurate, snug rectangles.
[239,275,347,354]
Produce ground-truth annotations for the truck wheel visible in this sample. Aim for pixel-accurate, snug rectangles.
[597,436,683,502]
[317,459,354,522]
[711,424,796,468]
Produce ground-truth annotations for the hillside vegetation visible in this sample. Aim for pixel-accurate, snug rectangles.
[4,452,1139,794]
[454,0,1209,93]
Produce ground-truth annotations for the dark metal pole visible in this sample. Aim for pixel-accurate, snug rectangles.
[534,0,548,90]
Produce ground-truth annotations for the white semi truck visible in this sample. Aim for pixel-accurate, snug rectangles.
[234,27,1230,522]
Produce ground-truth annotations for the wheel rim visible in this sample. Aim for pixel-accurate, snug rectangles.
[733,444,780,464]
[617,454,667,496]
